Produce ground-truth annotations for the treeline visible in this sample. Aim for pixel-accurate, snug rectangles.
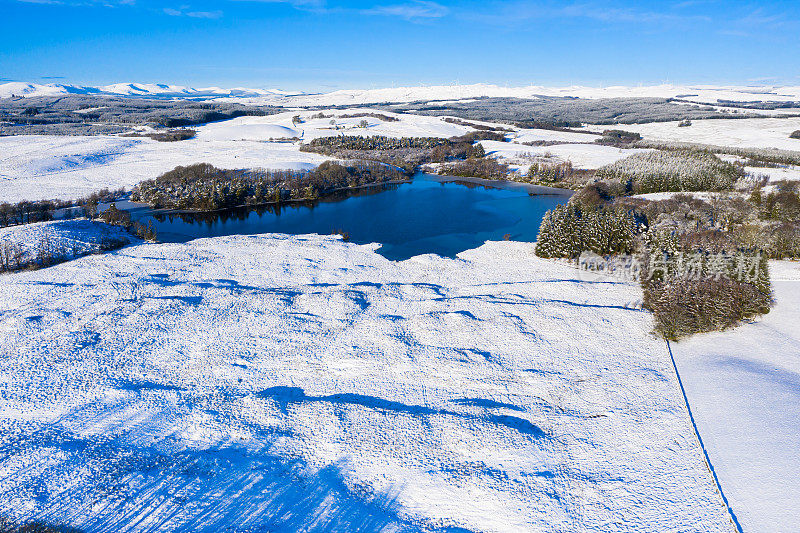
[442,117,514,132]
[301,135,450,152]
[131,160,407,211]
[306,112,399,122]
[122,129,196,142]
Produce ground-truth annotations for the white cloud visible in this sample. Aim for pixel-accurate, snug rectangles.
[364,0,448,20]
[164,6,223,18]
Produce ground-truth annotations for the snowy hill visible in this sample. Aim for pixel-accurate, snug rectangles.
[4,80,800,106]
[0,81,297,100]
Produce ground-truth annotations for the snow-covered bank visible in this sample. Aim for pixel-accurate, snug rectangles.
[0,236,731,532]
[670,260,800,533]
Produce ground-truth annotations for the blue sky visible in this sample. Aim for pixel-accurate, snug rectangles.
[2,0,799,91]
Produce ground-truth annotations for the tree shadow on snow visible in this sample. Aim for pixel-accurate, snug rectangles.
[0,405,435,533]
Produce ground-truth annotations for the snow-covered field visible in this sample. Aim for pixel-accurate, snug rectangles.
[744,165,800,182]
[671,260,800,532]
[0,134,329,202]
[479,140,651,171]
[0,236,732,532]
[593,117,800,151]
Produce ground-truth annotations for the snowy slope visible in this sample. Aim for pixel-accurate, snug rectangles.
[0,219,136,262]
[0,236,731,532]
[0,134,330,202]
[670,260,800,533]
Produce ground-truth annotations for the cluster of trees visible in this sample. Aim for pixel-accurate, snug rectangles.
[442,117,513,132]
[640,230,771,339]
[751,181,800,221]
[302,112,399,123]
[527,161,574,183]
[301,135,450,152]
[300,134,496,174]
[435,158,510,180]
[0,200,62,227]
[533,176,787,338]
[595,129,642,146]
[339,112,399,122]
[131,160,407,211]
[100,203,157,241]
[535,203,644,258]
[596,149,742,193]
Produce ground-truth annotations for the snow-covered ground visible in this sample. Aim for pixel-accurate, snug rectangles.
[0,109,603,202]
[0,134,330,201]
[479,140,651,171]
[591,117,800,151]
[0,219,136,264]
[670,260,800,532]
[0,236,732,532]
[744,165,800,182]
[630,191,746,202]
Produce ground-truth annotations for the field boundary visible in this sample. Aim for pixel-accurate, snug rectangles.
[665,339,744,533]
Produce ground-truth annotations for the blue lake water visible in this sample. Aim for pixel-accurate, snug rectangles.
[121,174,570,261]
